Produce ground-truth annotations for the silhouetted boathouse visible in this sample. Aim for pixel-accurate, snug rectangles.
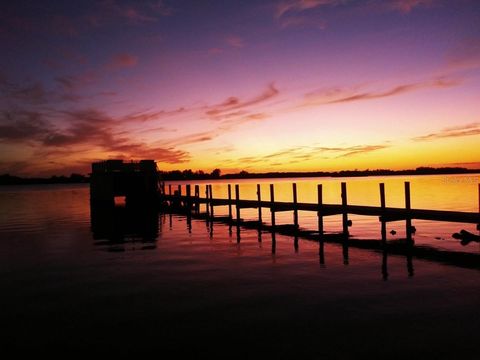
[90,160,159,206]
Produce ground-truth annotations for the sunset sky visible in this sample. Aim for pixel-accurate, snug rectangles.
[1,0,480,176]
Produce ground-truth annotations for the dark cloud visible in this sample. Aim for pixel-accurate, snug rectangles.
[412,122,480,141]
[0,110,50,142]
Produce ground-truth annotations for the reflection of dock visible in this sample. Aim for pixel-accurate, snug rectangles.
[90,204,159,252]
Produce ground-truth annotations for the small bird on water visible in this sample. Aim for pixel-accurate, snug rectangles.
[390,230,396,235]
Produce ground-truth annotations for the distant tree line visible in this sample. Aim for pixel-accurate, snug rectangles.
[1,167,478,185]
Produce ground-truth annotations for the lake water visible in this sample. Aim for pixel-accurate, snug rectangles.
[1,175,479,356]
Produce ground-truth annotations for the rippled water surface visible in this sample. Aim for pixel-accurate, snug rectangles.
[1,180,479,356]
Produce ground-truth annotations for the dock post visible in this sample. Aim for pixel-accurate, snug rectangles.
[194,185,199,214]
[209,185,214,219]
[270,184,276,228]
[186,184,192,230]
[235,184,241,241]
[186,184,191,211]
[228,184,232,221]
[205,185,210,218]
[293,183,298,230]
[405,181,413,244]
[169,184,172,195]
[341,182,349,237]
[317,184,324,260]
[177,185,182,209]
[235,184,240,225]
[477,183,480,231]
[380,183,387,244]
[257,184,262,227]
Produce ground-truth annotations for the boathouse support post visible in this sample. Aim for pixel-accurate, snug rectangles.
[341,182,349,237]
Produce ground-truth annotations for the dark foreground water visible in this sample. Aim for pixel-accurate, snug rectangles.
[1,184,479,357]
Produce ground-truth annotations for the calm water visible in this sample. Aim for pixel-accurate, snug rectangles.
[1,176,479,356]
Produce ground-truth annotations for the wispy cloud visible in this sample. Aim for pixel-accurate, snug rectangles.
[389,0,434,13]
[230,143,389,166]
[206,83,279,117]
[106,53,139,70]
[275,0,342,18]
[446,38,480,72]
[279,15,328,29]
[96,0,173,24]
[225,35,245,48]
[412,122,480,141]
[302,76,459,107]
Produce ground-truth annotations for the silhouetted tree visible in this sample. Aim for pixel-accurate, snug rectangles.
[211,168,221,178]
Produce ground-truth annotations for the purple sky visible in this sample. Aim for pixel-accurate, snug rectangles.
[1,0,480,175]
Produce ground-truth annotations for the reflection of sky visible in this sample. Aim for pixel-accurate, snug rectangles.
[1,0,480,175]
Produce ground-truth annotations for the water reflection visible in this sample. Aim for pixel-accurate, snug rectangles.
[176,212,480,280]
[90,203,159,252]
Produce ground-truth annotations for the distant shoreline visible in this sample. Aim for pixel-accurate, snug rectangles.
[1,167,479,186]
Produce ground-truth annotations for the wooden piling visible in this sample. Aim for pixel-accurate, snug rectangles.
[477,183,480,231]
[186,184,191,214]
[341,182,349,236]
[380,183,387,244]
[194,185,200,214]
[317,184,324,235]
[205,185,210,218]
[228,184,232,220]
[209,185,214,218]
[169,184,172,196]
[405,181,412,244]
[235,184,240,225]
[257,184,262,226]
[293,183,298,230]
[270,184,276,228]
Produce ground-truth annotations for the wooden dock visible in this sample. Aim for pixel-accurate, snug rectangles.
[161,182,480,230]
[159,181,480,271]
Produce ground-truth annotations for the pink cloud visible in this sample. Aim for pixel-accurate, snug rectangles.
[302,76,460,107]
[226,35,245,48]
[106,53,139,70]
[276,0,342,18]
[389,0,434,13]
